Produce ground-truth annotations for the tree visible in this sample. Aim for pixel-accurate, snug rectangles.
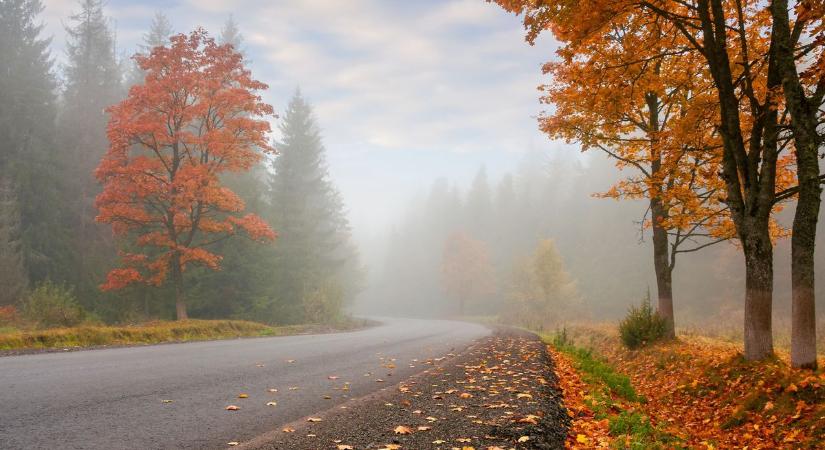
[441,231,496,315]
[219,15,244,53]
[95,29,276,320]
[494,0,815,362]
[60,0,123,302]
[503,239,583,329]
[267,90,360,323]
[126,11,174,87]
[0,177,26,305]
[0,0,68,285]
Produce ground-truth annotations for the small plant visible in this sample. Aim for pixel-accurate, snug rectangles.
[619,291,669,349]
[20,280,87,328]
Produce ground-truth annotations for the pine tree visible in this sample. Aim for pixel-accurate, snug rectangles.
[59,0,122,305]
[0,0,70,285]
[126,11,173,87]
[0,176,27,305]
[266,90,359,323]
[219,15,243,53]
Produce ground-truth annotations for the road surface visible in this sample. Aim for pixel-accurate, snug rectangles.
[0,317,489,449]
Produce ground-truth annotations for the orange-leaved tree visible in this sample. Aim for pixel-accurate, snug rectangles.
[494,0,816,364]
[441,231,496,316]
[95,29,276,320]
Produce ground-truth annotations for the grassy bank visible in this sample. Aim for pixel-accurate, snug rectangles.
[0,317,369,351]
[543,325,825,449]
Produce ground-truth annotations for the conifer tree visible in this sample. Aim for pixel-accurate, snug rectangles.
[267,90,360,323]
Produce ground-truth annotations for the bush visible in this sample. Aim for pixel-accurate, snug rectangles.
[619,292,669,349]
[302,280,344,324]
[20,281,88,328]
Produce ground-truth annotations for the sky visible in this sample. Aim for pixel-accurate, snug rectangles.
[41,0,563,235]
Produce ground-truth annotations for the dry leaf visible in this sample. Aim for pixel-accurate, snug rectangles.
[393,425,412,435]
[225,405,240,411]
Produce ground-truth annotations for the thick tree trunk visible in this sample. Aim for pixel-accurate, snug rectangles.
[770,0,820,370]
[742,227,774,360]
[790,161,820,369]
[172,254,188,320]
[651,198,675,338]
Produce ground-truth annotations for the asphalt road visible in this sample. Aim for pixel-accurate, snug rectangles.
[0,317,489,450]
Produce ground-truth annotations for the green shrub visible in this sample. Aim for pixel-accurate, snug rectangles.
[302,280,344,324]
[619,292,669,349]
[20,281,88,328]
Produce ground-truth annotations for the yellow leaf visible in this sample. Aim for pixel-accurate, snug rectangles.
[307,417,323,422]
[576,434,588,444]
[394,425,412,435]
[238,393,248,398]
[518,436,530,443]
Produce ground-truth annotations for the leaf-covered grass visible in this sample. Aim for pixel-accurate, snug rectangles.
[545,324,825,449]
[543,330,679,449]
[0,318,368,351]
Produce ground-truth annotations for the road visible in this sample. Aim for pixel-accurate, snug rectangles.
[0,317,489,450]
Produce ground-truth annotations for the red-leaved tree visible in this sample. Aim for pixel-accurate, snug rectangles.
[95,29,276,320]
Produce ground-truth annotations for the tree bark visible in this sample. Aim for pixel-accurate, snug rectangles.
[651,198,675,338]
[770,0,820,370]
[742,225,774,360]
[172,253,188,320]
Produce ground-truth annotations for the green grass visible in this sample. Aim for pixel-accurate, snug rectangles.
[542,329,684,449]
[0,318,368,351]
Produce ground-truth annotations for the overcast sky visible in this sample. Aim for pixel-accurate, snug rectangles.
[42,0,562,234]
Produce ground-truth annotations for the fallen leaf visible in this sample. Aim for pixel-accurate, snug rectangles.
[307,417,323,422]
[225,405,240,411]
[417,426,431,431]
[394,425,412,435]
[266,401,277,407]
[517,436,530,443]
[238,393,249,399]
[161,399,173,404]
[282,427,295,433]
[227,442,239,447]
[337,446,354,450]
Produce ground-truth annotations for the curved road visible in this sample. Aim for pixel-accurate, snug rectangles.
[0,317,489,449]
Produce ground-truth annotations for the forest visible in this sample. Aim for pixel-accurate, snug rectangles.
[0,0,362,333]
[0,0,824,447]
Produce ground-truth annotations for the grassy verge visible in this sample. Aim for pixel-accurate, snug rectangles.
[542,325,825,449]
[543,330,682,449]
[0,317,369,351]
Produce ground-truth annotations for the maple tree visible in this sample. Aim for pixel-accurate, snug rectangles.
[494,0,823,366]
[441,231,496,316]
[95,29,276,320]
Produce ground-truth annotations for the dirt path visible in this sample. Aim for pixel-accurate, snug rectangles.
[242,329,569,450]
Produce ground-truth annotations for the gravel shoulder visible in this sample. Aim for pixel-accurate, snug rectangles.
[241,329,569,450]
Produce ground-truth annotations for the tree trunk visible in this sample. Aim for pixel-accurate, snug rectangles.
[790,159,820,369]
[651,198,675,338]
[769,0,819,370]
[742,226,774,360]
[172,253,188,320]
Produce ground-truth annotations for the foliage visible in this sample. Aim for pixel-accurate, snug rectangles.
[95,29,276,318]
[19,280,88,329]
[502,239,583,329]
[302,281,344,324]
[441,231,497,315]
[551,324,825,447]
[267,90,361,323]
[619,292,670,349]
[0,177,27,305]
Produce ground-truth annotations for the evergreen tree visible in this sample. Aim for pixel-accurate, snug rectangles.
[219,15,243,53]
[0,177,26,305]
[126,11,173,87]
[266,90,359,323]
[59,0,122,306]
[0,0,69,284]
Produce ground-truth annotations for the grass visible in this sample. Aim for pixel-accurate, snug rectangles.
[542,329,683,449]
[0,317,369,351]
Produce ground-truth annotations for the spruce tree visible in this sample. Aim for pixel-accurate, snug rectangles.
[0,177,26,305]
[59,0,122,304]
[267,90,359,323]
[0,0,69,285]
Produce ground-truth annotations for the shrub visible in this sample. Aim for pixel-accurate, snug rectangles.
[619,292,669,349]
[302,280,344,324]
[20,281,87,328]
[0,305,19,326]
